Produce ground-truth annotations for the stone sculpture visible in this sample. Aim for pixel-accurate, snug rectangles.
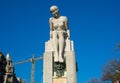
[4,53,14,83]
[49,5,70,63]
[43,5,76,83]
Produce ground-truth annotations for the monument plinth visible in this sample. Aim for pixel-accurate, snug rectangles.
[43,5,76,83]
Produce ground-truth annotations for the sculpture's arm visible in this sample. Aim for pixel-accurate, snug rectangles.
[67,29,70,39]
[49,18,53,39]
[64,17,70,39]
[64,17,68,30]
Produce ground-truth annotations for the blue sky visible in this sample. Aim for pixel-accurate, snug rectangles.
[0,0,120,83]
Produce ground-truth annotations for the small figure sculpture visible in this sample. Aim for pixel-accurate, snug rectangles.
[49,5,70,63]
[5,53,14,74]
[4,53,14,83]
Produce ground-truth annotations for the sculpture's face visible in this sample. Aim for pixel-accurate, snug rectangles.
[50,6,59,18]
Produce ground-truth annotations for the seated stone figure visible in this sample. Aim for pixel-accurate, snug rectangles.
[49,5,70,63]
[43,5,76,81]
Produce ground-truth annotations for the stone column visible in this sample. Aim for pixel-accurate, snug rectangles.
[43,39,76,83]
[66,51,76,83]
[43,52,53,83]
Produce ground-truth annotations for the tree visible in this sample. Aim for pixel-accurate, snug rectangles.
[102,59,120,83]
[88,78,102,83]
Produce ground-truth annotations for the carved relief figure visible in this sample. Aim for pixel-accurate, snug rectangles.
[49,5,70,63]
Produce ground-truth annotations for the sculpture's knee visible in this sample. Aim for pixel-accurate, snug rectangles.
[53,31,58,38]
[58,31,64,37]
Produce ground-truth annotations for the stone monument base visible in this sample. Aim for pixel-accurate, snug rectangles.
[53,77,66,83]
[43,39,76,83]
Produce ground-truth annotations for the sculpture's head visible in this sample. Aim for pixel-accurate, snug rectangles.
[50,5,59,18]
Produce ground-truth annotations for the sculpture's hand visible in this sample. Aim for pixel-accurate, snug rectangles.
[64,31,69,40]
[67,30,70,39]
[50,31,53,39]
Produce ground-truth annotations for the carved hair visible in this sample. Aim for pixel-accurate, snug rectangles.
[50,5,59,13]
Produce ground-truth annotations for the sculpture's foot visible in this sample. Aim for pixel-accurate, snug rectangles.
[54,52,59,62]
[54,57,59,62]
[59,57,64,63]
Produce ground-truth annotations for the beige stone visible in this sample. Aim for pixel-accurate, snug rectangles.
[43,5,76,83]
[43,52,53,83]
[49,5,70,62]
[66,51,76,83]
[53,77,66,83]
[45,39,74,52]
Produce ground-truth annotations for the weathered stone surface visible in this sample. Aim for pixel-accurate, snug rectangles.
[45,39,74,52]
[53,77,66,83]
[44,40,76,83]
[43,5,76,83]
[43,52,53,83]
[66,51,76,83]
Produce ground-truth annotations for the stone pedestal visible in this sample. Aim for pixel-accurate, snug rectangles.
[66,51,76,83]
[43,39,76,83]
[53,77,66,83]
[43,52,53,83]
